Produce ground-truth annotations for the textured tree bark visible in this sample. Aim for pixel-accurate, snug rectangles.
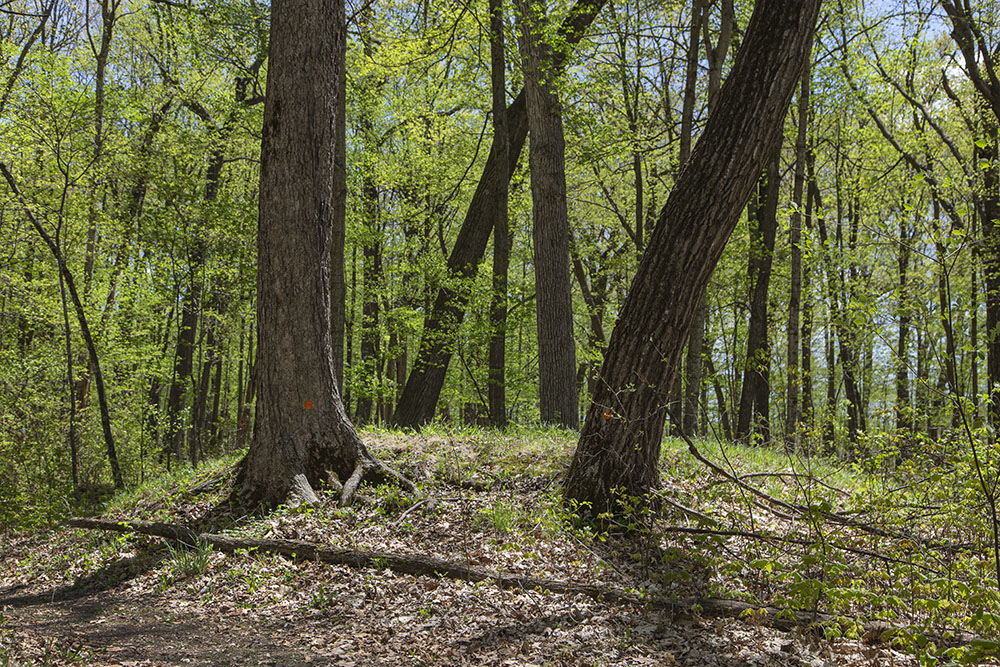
[563,0,819,517]
[330,17,347,393]
[236,0,410,508]
[487,0,510,429]
[516,0,578,429]
[391,0,607,428]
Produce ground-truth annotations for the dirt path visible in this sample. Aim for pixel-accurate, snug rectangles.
[1,545,914,666]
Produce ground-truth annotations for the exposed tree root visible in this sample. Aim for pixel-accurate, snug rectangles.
[67,517,976,646]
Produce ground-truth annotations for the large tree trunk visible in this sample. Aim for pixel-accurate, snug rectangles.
[330,22,347,392]
[391,0,607,428]
[563,0,819,517]
[516,0,578,429]
[236,0,409,508]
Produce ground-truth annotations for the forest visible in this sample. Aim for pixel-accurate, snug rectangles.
[3,0,1000,663]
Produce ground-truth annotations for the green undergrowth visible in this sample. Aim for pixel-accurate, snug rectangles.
[25,424,1000,666]
[101,450,243,522]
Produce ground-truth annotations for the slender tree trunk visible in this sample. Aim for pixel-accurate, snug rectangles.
[931,198,960,418]
[354,12,382,426]
[570,237,607,399]
[487,0,510,428]
[355,179,382,424]
[703,349,733,442]
[978,116,1000,426]
[392,0,607,428]
[679,0,703,437]
[165,276,201,462]
[83,0,116,295]
[563,0,819,516]
[801,144,817,428]
[736,143,780,444]
[344,245,357,415]
[786,68,809,440]
[971,232,980,418]
[896,207,912,431]
[58,266,80,499]
[0,162,124,489]
[823,301,836,449]
[166,142,227,462]
[516,0,578,429]
[833,197,864,445]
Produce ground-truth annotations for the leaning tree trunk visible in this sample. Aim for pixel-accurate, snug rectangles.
[236,0,410,508]
[563,0,819,518]
[391,0,607,428]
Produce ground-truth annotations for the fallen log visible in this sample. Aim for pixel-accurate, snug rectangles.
[67,517,976,644]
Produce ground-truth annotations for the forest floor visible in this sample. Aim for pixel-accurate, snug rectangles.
[0,428,949,665]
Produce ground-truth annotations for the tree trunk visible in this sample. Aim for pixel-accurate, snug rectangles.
[979,116,1000,425]
[83,0,115,296]
[679,0,702,437]
[487,0,510,428]
[736,143,781,444]
[563,0,819,517]
[0,162,124,489]
[786,68,809,441]
[58,266,80,499]
[330,19,347,392]
[354,12,382,426]
[516,0,578,429]
[355,178,382,425]
[681,0,733,437]
[391,0,607,428]
[703,349,733,442]
[165,274,201,463]
[236,0,410,508]
[896,207,912,432]
[802,144,818,429]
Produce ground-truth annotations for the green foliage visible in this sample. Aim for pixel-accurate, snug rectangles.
[166,539,214,579]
